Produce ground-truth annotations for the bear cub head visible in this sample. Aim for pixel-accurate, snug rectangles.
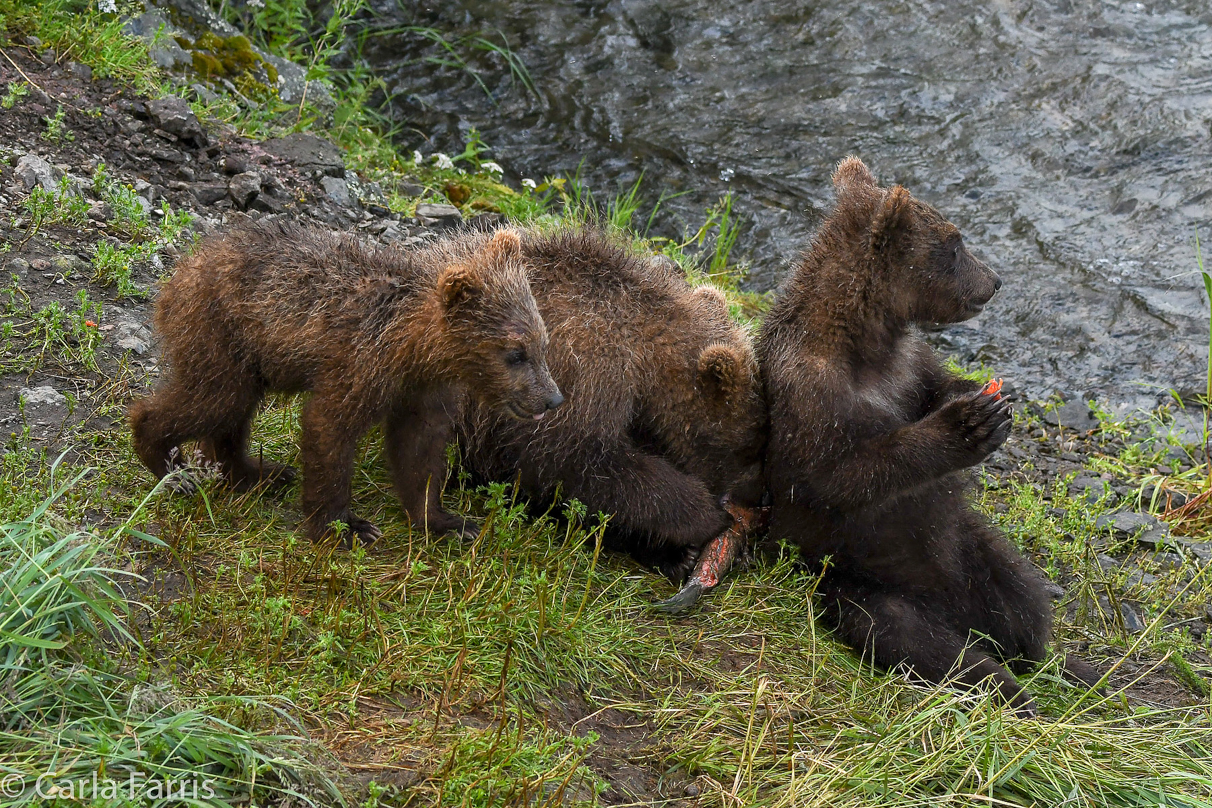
[832,156,1001,326]
[437,228,563,420]
[675,286,767,508]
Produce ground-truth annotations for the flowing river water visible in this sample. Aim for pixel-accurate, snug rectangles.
[361,0,1212,406]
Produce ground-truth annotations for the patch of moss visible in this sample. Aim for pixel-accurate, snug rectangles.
[175,31,279,100]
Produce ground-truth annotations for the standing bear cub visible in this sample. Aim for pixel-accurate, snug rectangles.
[130,219,562,543]
[759,158,1097,715]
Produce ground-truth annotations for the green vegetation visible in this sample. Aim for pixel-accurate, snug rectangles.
[0,471,341,806]
[1,77,28,107]
[0,1,1211,806]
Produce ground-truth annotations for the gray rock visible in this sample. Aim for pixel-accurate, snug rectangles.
[51,255,88,276]
[227,171,262,210]
[4,257,31,274]
[415,203,463,229]
[145,97,208,148]
[193,183,228,206]
[17,386,66,407]
[189,83,221,105]
[261,133,344,178]
[261,53,335,113]
[114,320,153,355]
[1068,475,1112,505]
[1125,568,1158,588]
[15,154,60,193]
[1043,399,1099,432]
[1120,602,1146,634]
[320,176,353,207]
[1096,553,1120,572]
[133,178,157,204]
[1177,540,1212,565]
[68,62,92,81]
[123,11,193,71]
[1095,511,1170,548]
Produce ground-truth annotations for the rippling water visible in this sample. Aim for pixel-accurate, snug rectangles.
[363,0,1212,404]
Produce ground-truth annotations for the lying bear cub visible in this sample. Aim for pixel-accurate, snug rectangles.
[456,227,767,580]
[130,219,561,544]
[758,157,1100,715]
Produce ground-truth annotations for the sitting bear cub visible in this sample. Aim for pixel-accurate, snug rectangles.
[758,158,1098,715]
[130,220,561,544]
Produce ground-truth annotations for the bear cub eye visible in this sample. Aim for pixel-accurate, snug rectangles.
[506,348,528,366]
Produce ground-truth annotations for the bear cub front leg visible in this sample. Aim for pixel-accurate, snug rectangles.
[924,387,1013,470]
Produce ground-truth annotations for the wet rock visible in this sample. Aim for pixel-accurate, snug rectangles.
[228,171,262,210]
[1043,399,1099,432]
[1095,511,1170,548]
[17,386,66,408]
[145,97,208,148]
[1120,602,1146,633]
[1069,474,1112,504]
[68,62,92,81]
[15,154,60,193]
[261,133,344,178]
[1139,483,1188,510]
[415,202,462,228]
[320,176,353,207]
[1177,540,1212,566]
[193,183,228,206]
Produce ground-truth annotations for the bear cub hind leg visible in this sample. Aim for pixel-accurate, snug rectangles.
[833,589,1038,717]
[384,395,479,539]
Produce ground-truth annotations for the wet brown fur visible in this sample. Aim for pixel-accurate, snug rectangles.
[758,157,1099,715]
[456,228,767,579]
[129,219,561,543]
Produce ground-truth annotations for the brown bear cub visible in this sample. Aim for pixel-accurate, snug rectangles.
[130,219,562,543]
[456,228,767,580]
[758,158,1098,715]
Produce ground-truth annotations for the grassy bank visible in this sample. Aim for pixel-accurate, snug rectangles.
[1,2,1211,806]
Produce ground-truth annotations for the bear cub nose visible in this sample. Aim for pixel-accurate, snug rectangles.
[546,391,565,410]
[993,274,1003,292]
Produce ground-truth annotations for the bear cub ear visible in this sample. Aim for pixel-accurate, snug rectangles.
[832,156,877,199]
[694,284,729,312]
[869,185,913,256]
[487,228,523,259]
[698,343,748,401]
[438,264,482,310]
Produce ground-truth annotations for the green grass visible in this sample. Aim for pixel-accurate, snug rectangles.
[2,2,1212,805]
[0,469,342,807]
